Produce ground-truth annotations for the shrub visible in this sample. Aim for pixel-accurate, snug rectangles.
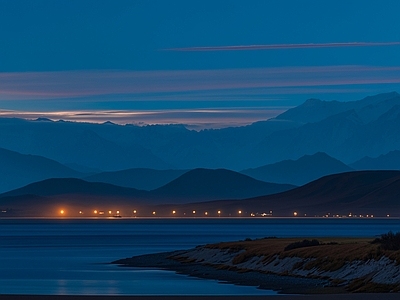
[371,231,400,250]
[284,239,320,251]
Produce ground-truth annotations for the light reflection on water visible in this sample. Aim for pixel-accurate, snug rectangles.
[1,218,400,295]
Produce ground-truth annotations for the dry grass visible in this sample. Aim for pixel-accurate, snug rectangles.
[205,237,400,272]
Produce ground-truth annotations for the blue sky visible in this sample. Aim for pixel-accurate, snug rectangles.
[1,0,400,128]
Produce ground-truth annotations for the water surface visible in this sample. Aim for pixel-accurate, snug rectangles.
[1,218,399,295]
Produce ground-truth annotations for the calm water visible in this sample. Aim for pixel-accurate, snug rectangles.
[1,218,400,295]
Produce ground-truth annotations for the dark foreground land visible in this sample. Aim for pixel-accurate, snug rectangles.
[113,251,330,294]
[2,295,400,300]
[113,237,400,295]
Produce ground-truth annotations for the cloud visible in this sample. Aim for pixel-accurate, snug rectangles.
[165,42,400,52]
[1,66,400,101]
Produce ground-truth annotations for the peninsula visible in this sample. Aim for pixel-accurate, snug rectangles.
[114,233,400,294]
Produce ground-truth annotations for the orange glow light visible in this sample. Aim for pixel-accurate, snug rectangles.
[94,210,98,214]
[60,209,65,215]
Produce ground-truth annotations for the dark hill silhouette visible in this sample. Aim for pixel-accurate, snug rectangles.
[166,171,400,217]
[85,168,187,190]
[0,178,150,216]
[64,163,102,174]
[241,152,353,186]
[150,168,295,203]
[0,147,83,193]
[0,178,146,198]
[350,150,400,170]
[0,169,295,216]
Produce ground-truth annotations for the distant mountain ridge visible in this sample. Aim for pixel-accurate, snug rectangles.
[275,91,400,124]
[241,152,353,186]
[0,147,83,193]
[350,150,400,170]
[0,92,399,171]
[250,92,400,166]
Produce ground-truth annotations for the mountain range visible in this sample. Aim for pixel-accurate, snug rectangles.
[1,92,400,217]
[0,92,399,171]
[350,150,400,170]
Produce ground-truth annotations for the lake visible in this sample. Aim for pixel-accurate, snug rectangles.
[1,218,400,295]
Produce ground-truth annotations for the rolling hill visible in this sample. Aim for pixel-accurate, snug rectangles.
[0,169,296,216]
[161,171,400,217]
[0,178,146,198]
[84,168,187,190]
[0,178,148,217]
[150,168,296,203]
[241,152,353,186]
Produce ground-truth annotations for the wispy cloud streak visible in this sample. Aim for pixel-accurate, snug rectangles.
[1,66,400,101]
[166,42,400,51]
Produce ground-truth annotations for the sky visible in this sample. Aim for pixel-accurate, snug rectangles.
[1,0,400,128]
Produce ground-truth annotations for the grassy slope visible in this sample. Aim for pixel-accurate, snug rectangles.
[204,237,400,292]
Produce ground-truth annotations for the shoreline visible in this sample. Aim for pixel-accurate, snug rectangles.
[113,236,400,295]
[112,251,334,295]
[3,295,400,300]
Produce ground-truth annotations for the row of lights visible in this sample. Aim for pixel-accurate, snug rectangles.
[154,210,224,216]
[293,212,389,218]
[60,209,233,216]
[60,209,390,218]
[61,209,121,215]
[93,210,120,215]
